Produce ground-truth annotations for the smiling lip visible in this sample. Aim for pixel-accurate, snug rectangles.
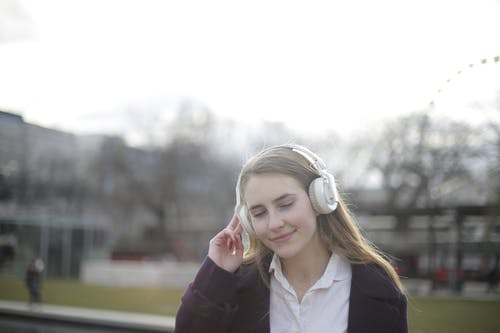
[270,230,295,243]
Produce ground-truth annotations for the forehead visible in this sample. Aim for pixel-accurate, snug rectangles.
[243,173,304,204]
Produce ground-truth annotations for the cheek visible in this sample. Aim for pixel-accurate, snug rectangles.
[297,205,319,230]
[251,220,267,238]
[292,196,312,214]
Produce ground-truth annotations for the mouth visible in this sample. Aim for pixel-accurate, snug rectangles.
[270,230,296,243]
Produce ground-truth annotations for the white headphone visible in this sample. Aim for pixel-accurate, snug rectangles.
[235,144,339,235]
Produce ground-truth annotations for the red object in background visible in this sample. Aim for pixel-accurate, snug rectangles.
[432,267,464,282]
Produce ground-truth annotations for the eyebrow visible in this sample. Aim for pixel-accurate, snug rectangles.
[248,193,296,211]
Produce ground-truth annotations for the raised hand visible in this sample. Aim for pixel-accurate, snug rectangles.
[208,214,244,273]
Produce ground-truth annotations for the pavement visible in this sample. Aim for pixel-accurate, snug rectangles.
[0,299,175,332]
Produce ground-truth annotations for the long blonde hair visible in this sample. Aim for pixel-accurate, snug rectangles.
[237,144,404,292]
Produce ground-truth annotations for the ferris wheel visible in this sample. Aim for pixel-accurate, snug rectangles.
[429,55,500,107]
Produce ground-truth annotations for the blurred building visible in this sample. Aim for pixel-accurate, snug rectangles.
[0,111,112,277]
[355,202,500,291]
[0,110,227,277]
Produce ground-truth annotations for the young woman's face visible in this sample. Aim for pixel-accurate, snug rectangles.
[244,173,321,260]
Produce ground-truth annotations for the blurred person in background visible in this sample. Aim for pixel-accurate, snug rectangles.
[25,255,44,307]
[174,144,407,333]
[486,260,499,293]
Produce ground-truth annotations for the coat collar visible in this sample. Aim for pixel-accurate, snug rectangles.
[350,264,401,299]
[347,264,403,333]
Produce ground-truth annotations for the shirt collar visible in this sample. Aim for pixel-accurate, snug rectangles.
[269,252,351,291]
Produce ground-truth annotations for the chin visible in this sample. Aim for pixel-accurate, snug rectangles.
[270,244,301,260]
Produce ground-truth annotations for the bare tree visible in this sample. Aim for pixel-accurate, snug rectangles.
[479,90,500,202]
[94,101,241,257]
[368,111,482,226]
[470,89,500,252]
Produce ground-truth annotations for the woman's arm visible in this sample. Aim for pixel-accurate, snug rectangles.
[174,215,244,333]
[174,256,240,332]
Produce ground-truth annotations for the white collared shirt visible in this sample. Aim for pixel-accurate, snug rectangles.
[269,253,352,333]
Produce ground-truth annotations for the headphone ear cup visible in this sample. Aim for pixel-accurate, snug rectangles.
[308,176,338,214]
[308,178,330,214]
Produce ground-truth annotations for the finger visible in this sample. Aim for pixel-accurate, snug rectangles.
[210,227,227,242]
[219,228,242,251]
[231,239,244,258]
[210,228,233,247]
[234,233,244,251]
[227,214,239,230]
[227,229,238,245]
[234,222,243,235]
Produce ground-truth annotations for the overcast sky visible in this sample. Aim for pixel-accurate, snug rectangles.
[1,0,499,143]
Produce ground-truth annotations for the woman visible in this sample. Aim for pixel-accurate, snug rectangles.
[174,144,407,333]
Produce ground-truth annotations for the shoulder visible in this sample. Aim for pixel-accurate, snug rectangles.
[234,259,267,289]
[194,257,263,291]
[351,263,403,300]
[349,264,408,333]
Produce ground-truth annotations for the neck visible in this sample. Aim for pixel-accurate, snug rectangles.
[280,234,330,299]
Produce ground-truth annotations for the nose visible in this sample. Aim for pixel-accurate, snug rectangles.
[268,210,285,230]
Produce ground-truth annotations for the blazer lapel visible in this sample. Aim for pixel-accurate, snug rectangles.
[347,264,401,333]
[232,259,271,333]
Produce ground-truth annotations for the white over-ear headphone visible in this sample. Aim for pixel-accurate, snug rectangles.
[235,144,339,235]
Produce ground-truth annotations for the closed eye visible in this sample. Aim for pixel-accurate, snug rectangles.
[279,201,294,209]
[250,209,266,218]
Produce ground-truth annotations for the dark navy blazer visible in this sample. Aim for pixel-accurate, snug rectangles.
[174,256,407,333]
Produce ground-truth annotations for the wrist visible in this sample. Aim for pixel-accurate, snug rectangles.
[193,256,239,302]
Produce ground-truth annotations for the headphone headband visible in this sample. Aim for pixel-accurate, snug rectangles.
[289,145,328,173]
